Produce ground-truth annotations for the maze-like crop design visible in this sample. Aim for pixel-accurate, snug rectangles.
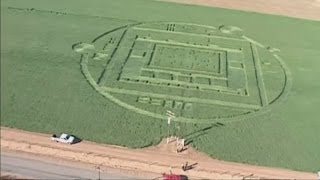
[73,22,291,123]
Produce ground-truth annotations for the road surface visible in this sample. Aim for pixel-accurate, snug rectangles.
[1,151,131,179]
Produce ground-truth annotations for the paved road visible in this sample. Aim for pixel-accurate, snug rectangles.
[0,151,132,179]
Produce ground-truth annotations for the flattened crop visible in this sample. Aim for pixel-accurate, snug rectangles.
[75,22,291,123]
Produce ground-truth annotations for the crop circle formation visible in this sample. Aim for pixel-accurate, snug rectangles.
[73,22,291,123]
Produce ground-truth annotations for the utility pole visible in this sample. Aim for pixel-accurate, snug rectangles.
[95,164,102,180]
[166,110,175,144]
[176,125,181,138]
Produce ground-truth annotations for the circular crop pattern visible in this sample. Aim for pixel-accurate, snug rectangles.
[73,22,291,123]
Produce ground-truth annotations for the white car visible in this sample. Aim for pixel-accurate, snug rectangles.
[51,133,75,144]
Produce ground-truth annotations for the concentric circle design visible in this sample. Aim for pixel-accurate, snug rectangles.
[73,22,291,123]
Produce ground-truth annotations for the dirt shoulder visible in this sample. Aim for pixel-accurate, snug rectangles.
[159,0,320,21]
[1,127,317,179]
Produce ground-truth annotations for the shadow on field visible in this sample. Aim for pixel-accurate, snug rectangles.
[184,123,224,146]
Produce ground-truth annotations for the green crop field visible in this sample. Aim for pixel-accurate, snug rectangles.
[1,0,320,172]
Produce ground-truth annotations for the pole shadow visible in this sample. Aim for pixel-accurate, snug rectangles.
[184,122,224,146]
